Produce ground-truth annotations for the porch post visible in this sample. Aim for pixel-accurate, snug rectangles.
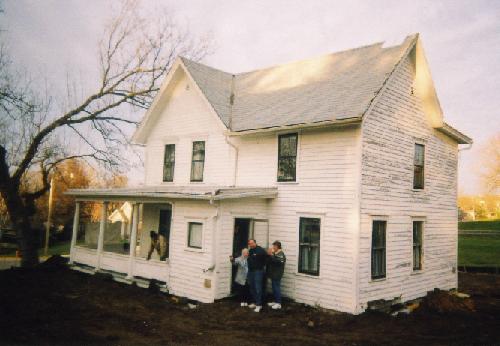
[96,201,108,271]
[69,201,80,264]
[126,203,139,279]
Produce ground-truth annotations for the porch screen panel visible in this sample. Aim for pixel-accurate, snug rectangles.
[277,133,298,182]
[298,217,320,276]
[371,220,386,279]
[163,144,175,182]
[252,220,269,249]
[413,221,423,270]
[190,141,205,182]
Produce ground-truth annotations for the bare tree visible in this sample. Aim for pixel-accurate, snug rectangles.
[479,132,500,194]
[0,1,211,267]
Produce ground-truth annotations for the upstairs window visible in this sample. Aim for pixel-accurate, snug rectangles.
[413,221,423,271]
[163,144,175,182]
[190,141,205,182]
[371,220,387,280]
[413,144,425,189]
[277,133,298,182]
[298,217,320,276]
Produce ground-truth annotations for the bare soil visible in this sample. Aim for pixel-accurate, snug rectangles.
[0,257,499,345]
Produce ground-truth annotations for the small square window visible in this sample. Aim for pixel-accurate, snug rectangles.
[187,222,203,249]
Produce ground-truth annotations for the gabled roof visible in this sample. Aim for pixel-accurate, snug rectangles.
[133,34,471,144]
[181,34,417,132]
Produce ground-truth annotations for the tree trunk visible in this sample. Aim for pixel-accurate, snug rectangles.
[0,182,40,268]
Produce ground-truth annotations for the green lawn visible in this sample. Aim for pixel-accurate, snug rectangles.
[458,220,500,231]
[458,234,500,267]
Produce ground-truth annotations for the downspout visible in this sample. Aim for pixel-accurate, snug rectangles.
[225,74,239,187]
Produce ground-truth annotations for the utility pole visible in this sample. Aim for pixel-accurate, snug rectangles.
[44,177,54,256]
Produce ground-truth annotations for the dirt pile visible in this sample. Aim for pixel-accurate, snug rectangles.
[417,289,475,314]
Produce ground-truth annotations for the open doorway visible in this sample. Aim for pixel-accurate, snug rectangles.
[232,218,251,293]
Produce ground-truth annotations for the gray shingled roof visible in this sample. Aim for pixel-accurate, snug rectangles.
[181,34,417,132]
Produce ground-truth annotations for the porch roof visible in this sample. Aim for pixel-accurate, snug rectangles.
[65,186,278,202]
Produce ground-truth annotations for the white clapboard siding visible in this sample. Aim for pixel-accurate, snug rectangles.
[144,72,234,187]
[215,198,270,300]
[357,55,458,311]
[234,127,362,312]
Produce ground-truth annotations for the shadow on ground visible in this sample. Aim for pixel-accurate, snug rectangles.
[0,257,499,345]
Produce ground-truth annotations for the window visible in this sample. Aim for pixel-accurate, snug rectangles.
[371,220,386,279]
[190,141,205,182]
[277,133,298,182]
[413,221,423,271]
[187,222,203,249]
[298,217,320,276]
[413,144,425,189]
[163,144,175,182]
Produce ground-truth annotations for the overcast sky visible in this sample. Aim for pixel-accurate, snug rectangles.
[3,0,500,194]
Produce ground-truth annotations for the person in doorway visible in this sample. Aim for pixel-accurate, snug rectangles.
[147,231,161,260]
[229,248,249,306]
[247,239,267,312]
[267,241,286,310]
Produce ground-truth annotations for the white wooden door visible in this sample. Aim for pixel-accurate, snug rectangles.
[252,219,269,249]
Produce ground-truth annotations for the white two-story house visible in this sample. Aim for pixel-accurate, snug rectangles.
[67,34,472,314]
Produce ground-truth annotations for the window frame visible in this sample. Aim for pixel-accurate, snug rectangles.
[277,133,298,182]
[162,144,175,182]
[412,220,424,271]
[190,141,205,182]
[298,216,321,276]
[371,220,387,280]
[413,143,425,190]
[187,222,203,249]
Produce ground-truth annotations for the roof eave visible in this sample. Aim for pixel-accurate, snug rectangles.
[435,123,473,144]
[226,117,362,136]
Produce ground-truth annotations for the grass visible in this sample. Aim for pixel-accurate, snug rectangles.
[458,234,500,267]
[458,220,500,231]
[0,241,71,257]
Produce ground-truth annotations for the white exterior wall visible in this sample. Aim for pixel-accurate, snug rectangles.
[357,56,458,311]
[140,201,217,303]
[144,72,234,186]
[234,127,362,312]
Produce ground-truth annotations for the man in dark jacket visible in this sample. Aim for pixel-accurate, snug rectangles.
[267,240,286,310]
[247,239,267,312]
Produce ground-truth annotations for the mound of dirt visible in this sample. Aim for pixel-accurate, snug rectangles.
[417,289,475,314]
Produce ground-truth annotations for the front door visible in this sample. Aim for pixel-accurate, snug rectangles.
[232,218,251,293]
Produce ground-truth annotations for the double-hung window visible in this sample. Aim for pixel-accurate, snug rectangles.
[277,133,298,182]
[298,217,320,276]
[371,220,387,279]
[163,144,175,182]
[190,141,205,182]
[413,144,425,189]
[413,221,423,271]
[187,222,203,249]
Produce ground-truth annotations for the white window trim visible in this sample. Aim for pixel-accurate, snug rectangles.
[411,216,426,274]
[190,139,207,184]
[412,139,427,192]
[161,142,177,184]
[185,217,206,252]
[276,130,301,184]
[295,212,324,278]
[369,215,388,283]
